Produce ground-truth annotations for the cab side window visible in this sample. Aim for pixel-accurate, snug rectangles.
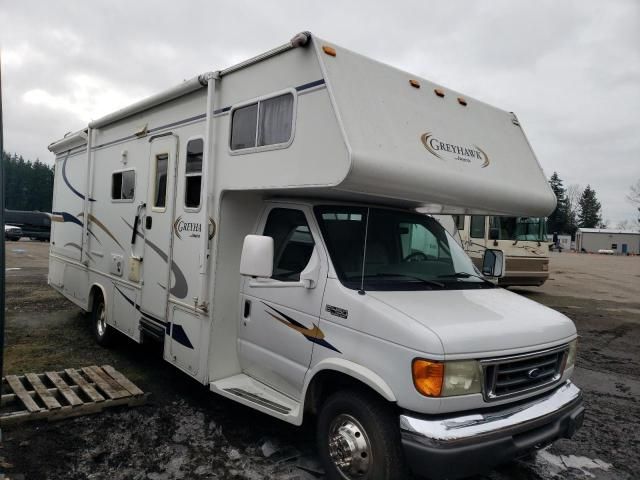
[263,208,314,282]
[470,216,486,239]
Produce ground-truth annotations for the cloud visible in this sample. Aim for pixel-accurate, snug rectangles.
[1,0,638,224]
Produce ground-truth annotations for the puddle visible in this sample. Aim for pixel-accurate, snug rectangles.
[11,249,26,254]
[6,268,21,271]
[536,449,613,478]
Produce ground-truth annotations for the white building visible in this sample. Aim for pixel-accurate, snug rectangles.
[576,228,640,254]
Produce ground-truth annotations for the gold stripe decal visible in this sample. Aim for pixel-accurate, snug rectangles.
[262,303,341,353]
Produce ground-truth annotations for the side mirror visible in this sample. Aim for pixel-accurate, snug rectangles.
[240,235,273,278]
[488,227,500,241]
[482,249,504,277]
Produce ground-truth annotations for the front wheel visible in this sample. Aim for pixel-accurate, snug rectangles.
[317,389,409,480]
[92,293,114,347]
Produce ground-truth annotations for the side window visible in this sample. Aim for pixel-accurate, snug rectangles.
[470,216,486,239]
[452,215,465,230]
[185,139,203,209]
[111,170,135,201]
[230,93,294,151]
[154,154,168,208]
[263,208,314,282]
[230,103,258,150]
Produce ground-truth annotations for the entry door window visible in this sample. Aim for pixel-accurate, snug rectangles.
[263,209,314,282]
[154,154,168,209]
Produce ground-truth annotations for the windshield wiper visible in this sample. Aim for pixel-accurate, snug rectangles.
[364,273,445,288]
[438,272,495,286]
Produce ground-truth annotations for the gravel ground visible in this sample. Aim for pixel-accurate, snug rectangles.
[1,242,639,479]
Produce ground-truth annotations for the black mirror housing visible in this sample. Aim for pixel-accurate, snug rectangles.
[482,249,504,277]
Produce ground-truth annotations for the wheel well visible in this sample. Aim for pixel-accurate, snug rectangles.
[88,284,105,313]
[304,370,395,416]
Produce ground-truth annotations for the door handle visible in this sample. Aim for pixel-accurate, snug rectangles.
[145,216,153,230]
[243,300,251,318]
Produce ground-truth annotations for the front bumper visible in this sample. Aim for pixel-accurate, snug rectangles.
[399,381,584,479]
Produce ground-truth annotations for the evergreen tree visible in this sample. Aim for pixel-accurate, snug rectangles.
[577,185,602,228]
[2,150,54,212]
[547,172,569,234]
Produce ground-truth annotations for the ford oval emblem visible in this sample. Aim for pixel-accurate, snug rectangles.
[528,368,542,379]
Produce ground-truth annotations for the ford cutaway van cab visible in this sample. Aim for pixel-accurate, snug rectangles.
[47,32,584,479]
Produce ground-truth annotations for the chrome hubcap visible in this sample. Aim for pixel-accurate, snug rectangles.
[96,304,106,337]
[328,414,372,479]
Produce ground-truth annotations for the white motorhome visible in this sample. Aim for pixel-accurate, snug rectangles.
[48,32,584,480]
[455,215,550,286]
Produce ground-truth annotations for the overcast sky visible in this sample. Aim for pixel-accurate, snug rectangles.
[1,0,638,224]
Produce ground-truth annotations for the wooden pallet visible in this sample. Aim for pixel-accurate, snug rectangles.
[0,365,148,426]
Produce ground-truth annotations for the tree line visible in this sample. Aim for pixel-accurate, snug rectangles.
[547,172,640,237]
[2,151,55,212]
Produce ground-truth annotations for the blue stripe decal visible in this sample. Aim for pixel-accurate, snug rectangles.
[296,78,326,91]
[62,155,96,202]
[52,211,83,227]
[114,286,192,349]
[171,324,194,349]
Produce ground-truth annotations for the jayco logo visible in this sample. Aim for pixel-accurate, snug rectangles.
[421,132,490,168]
[173,216,202,240]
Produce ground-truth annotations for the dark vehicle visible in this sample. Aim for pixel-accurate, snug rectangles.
[4,210,51,241]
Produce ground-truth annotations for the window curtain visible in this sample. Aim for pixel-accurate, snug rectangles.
[258,94,293,146]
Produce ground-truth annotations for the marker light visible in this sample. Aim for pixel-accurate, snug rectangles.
[412,359,444,397]
[565,339,577,371]
[457,97,467,106]
[434,88,445,98]
[322,46,336,57]
[409,79,421,89]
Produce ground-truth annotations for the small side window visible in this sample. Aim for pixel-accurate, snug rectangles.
[185,139,203,209]
[470,216,486,239]
[230,93,294,151]
[154,154,168,208]
[111,170,135,201]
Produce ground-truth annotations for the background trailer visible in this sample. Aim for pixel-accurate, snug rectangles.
[576,228,640,255]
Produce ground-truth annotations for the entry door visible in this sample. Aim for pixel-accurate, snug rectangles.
[239,206,328,399]
[140,135,178,321]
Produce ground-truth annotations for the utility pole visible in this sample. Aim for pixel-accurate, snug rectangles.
[0,50,6,405]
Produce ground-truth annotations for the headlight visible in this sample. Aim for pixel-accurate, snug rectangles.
[412,359,482,397]
[565,339,577,371]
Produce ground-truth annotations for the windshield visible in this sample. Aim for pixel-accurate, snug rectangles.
[489,216,547,242]
[315,206,494,291]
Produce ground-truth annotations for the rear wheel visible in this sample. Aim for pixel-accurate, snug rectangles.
[317,388,409,480]
[92,292,114,347]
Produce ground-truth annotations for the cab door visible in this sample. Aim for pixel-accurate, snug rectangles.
[140,135,178,322]
[239,205,329,399]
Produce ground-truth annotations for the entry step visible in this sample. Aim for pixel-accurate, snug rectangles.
[210,374,301,424]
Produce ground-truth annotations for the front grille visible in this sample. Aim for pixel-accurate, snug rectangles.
[482,346,567,401]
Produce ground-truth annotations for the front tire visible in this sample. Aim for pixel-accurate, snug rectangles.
[92,293,114,347]
[317,388,409,480]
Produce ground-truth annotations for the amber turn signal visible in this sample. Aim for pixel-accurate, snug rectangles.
[412,359,444,397]
[322,46,337,57]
